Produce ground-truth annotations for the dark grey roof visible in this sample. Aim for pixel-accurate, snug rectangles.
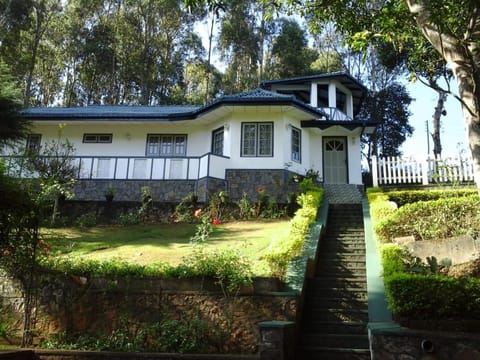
[22,105,201,120]
[222,88,294,100]
[22,88,327,121]
[261,72,368,93]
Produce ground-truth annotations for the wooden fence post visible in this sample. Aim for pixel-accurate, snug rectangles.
[422,158,430,185]
[372,155,379,187]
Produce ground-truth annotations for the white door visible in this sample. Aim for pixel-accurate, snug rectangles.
[323,137,347,184]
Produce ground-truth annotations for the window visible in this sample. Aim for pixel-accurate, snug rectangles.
[83,134,112,143]
[146,134,187,156]
[325,139,344,151]
[241,122,273,157]
[212,127,224,155]
[26,134,41,153]
[291,126,301,163]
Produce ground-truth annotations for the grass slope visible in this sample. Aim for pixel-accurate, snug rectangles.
[42,220,290,275]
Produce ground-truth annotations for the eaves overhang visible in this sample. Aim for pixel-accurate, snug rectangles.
[301,119,378,133]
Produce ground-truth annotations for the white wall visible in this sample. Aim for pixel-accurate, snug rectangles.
[24,113,364,184]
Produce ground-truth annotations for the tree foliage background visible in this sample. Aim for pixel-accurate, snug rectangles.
[0,0,418,164]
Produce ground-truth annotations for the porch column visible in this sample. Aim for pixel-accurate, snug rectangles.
[328,82,336,108]
[346,92,354,118]
[310,82,318,107]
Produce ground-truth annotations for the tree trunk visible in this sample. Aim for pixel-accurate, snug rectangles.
[406,0,480,192]
[431,91,446,157]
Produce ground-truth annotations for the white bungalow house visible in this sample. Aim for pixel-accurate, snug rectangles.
[10,72,376,203]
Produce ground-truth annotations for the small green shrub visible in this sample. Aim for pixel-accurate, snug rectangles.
[190,213,213,244]
[183,248,253,295]
[172,193,197,223]
[118,211,140,226]
[384,273,472,319]
[236,193,253,219]
[157,311,215,353]
[75,213,97,228]
[380,244,409,277]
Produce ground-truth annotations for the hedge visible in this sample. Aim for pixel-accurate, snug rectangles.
[385,188,477,207]
[374,195,480,242]
[381,244,480,319]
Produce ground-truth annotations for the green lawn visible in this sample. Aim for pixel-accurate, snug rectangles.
[42,219,291,275]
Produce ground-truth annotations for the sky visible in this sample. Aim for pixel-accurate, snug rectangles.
[400,80,468,159]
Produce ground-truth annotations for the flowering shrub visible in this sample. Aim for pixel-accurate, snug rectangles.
[190,209,213,244]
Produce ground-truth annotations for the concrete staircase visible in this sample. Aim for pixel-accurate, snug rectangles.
[298,203,371,359]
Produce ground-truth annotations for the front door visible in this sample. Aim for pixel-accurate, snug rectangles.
[323,137,347,184]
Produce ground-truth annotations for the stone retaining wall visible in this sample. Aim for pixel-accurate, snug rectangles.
[0,350,259,359]
[0,272,298,355]
[369,327,480,359]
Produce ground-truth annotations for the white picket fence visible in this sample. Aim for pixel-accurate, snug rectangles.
[371,155,475,187]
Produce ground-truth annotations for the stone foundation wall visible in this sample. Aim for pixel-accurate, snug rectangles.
[72,180,198,202]
[57,170,301,223]
[70,170,300,203]
[0,273,298,355]
[225,170,299,202]
[370,327,480,359]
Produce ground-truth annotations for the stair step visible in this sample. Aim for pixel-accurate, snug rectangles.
[315,266,366,275]
[316,253,366,261]
[304,320,368,334]
[304,308,369,322]
[308,276,367,287]
[322,235,365,242]
[306,297,368,310]
[302,333,370,348]
[308,288,368,303]
[317,258,366,266]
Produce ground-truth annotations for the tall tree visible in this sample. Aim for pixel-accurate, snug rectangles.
[0,60,29,146]
[218,0,261,93]
[267,18,318,79]
[358,83,413,162]
[0,0,63,106]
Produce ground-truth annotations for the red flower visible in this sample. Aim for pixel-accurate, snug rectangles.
[255,186,265,193]
[3,249,11,256]
[212,218,220,225]
[194,209,202,218]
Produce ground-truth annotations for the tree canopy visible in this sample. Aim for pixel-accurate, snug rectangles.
[0,60,29,145]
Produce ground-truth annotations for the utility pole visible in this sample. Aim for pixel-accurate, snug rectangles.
[426,120,430,156]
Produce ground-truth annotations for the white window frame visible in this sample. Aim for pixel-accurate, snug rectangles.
[26,134,42,153]
[241,122,273,157]
[83,134,112,143]
[291,126,301,163]
[212,127,224,155]
[146,134,187,156]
